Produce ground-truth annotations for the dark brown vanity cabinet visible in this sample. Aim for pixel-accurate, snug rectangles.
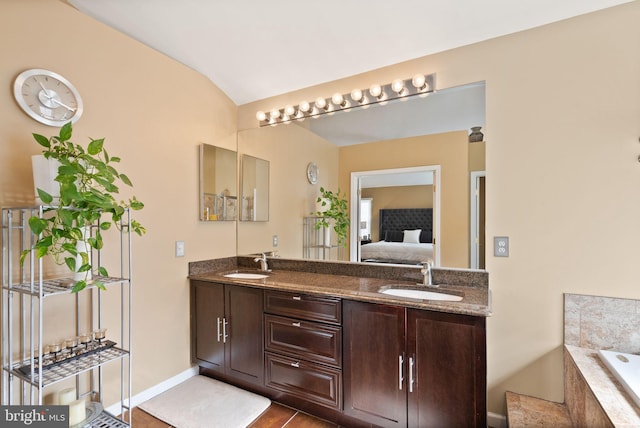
[191,280,264,385]
[343,300,486,428]
[264,290,343,410]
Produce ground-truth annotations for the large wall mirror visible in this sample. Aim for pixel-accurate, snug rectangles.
[237,81,486,269]
[199,143,237,221]
[241,154,270,222]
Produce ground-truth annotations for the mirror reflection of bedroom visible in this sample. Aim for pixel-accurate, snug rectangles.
[335,82,486,270]
[356,167,438,266]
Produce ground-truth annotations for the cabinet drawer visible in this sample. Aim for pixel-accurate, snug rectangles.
[265,352,342,410]
[264,290,341,324]
[265,314,342,367]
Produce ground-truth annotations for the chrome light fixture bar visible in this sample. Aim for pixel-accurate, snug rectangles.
[256,73,436,126]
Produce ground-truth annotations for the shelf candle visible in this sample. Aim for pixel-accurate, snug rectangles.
[93,328,106,340]
[68,398,86,426]
[65,337,78,348]
[79,333,92,344]
[58,387,76,406]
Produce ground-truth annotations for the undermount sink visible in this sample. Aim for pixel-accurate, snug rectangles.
[223,272,269,279]
[380,287,463,302]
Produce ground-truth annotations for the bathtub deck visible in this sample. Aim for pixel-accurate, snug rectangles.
[565,345,640,426]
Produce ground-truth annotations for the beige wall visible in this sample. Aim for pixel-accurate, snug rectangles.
[239,2,640,414]
[340,131,469,267]
[0,0,237,404]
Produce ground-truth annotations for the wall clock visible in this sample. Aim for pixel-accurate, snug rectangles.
[13,68,83,127]
[306,162,319,184]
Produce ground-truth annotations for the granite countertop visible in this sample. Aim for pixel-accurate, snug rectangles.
[189,264,491,317]
[565,345,640,427]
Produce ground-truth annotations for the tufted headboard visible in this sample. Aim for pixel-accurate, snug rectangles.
[379,208,433,243]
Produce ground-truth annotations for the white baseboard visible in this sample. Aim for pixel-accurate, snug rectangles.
[488,411,507,428]
[105,365,199,415]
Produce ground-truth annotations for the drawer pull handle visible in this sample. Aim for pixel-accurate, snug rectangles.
[290,362,300,368]
[292,296,302,301]
[292,322,301,327]
[409,355,415,393]
[399,354,404,391]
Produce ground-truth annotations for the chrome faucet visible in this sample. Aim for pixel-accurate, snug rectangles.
[419,261,438,288]
[254,253,271,272]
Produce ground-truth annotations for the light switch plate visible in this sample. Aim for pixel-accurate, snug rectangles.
[494,236,509,257]
[175,240,185,257]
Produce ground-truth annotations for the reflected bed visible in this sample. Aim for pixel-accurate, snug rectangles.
[361,208,433,265]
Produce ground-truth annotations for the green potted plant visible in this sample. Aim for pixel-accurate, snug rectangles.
[20,122,145,293]
[311,187,349,247]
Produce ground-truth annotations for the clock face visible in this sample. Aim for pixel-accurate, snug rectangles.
[307,162,319,184]
[13,69,83,127]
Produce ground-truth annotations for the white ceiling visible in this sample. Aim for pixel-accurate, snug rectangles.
[67,0,632,106]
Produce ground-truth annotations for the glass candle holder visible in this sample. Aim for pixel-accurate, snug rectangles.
[94,328,107,343]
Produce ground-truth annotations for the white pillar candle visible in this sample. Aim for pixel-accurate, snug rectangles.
[68,399,86,426]
[58,387,76,406]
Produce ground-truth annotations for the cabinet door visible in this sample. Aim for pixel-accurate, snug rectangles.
[343,300,407,428]
[407,309,486,428]
[193,281,225,371]
[225,285,264,384]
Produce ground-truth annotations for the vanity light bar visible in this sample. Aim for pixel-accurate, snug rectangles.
[256,73,436,126]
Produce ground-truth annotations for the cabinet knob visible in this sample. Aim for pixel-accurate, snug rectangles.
[292,322,301,327]
[292,296,302,301]
[290,361,300,368]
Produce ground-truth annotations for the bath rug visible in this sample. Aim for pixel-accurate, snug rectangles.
[138,375,270,428]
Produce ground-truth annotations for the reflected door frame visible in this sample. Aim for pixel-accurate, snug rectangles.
[470,170,486,269]
[349,165,441,265]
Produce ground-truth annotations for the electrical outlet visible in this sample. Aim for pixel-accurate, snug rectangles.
[272,235,278,247]
[494,236,509,257]
[175,240,185,257]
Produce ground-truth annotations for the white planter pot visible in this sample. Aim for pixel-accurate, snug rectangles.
[73,226,92,282]
[32,155,60,203]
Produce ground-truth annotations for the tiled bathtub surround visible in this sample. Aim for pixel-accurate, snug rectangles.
[564,293,640,427]
[564,293,640,353]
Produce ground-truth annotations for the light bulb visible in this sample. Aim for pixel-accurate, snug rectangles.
[315,97,327,109]
[351,89,363,102]
[369,84,383,99]
[284,105,295,116]
[391,79,406,95]
[256,111,266,121]
[412,74,427,91]
[332,93,349,108]
[270,109,281,119]
[299,101,310,113]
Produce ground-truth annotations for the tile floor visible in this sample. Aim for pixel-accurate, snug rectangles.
[130,402,339,428]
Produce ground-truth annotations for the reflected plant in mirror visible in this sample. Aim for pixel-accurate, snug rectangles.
[312,187,349,247]
[199,144,237,221]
